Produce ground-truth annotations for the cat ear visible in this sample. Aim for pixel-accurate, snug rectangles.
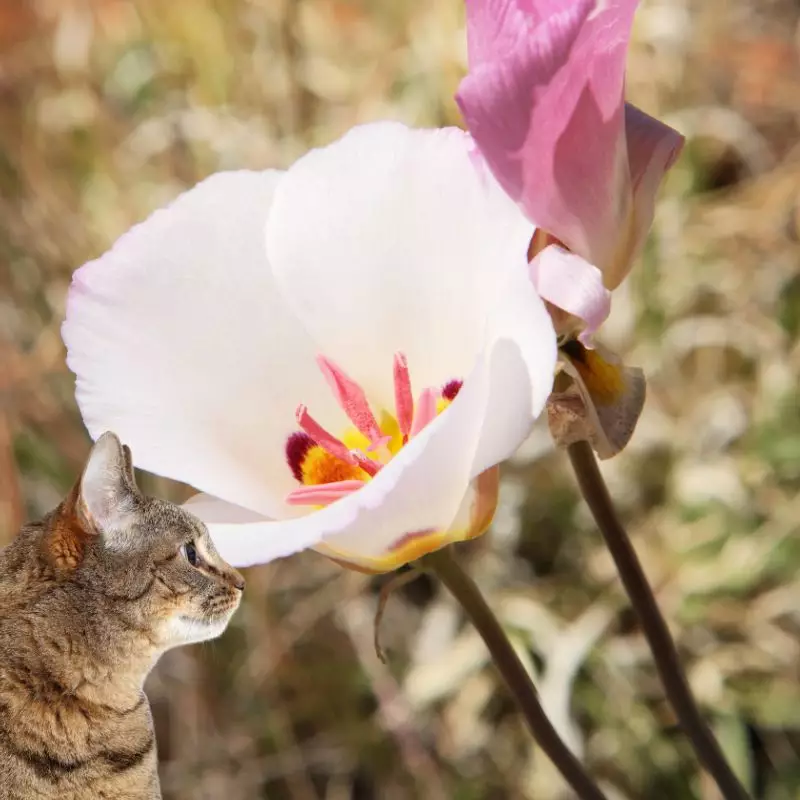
[77,431,140,542]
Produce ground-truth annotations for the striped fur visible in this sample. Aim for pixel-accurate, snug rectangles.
[0,434,244,799]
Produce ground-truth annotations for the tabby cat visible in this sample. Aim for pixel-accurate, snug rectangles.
[0,432,244,799]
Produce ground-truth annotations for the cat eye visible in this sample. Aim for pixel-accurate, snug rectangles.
[181,541,200,567]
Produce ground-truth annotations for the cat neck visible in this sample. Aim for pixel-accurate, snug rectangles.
[0,524,161,713]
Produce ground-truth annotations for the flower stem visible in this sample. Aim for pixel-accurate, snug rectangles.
[567,440,751,800]
[424,547,607,800]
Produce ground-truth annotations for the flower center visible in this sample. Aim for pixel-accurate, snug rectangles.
[285,353,462,507]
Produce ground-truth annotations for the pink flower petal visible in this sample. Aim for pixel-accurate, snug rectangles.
[529,244,611,338]
[608,103,686,289]
[410,388,438,439]
[458,0,635,272]
[626,104,685,194]
[460,1,686,290]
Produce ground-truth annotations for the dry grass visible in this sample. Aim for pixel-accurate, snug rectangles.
[2,0,800,797]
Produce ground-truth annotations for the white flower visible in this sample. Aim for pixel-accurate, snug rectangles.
[63,122,557,573]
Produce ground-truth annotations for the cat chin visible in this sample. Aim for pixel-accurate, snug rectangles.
[163,613,233,648]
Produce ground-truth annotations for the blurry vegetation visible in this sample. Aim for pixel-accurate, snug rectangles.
[2,0,800,798]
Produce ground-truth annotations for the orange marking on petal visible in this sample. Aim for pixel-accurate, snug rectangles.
[465,466,500,540]
[309,469,499,573]
[390,528,437,552]
[382,529,449,566]
[562,341,625,405]
[313,530,451,574]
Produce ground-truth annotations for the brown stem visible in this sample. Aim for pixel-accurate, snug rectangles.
[424,548,608,800]
[567,440,751,800]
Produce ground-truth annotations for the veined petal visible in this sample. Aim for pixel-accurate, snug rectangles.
[457,0,638,271]
[465,0,550,68]
[469,255,557,476]
[529,244,611,338]
[63,171,350,520]
[265,121,535,412]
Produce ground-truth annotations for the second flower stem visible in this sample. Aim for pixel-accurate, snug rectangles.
[567,440,751,800]
[424,547,607,800]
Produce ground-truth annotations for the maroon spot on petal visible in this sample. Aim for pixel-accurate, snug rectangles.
[390,528,437,552]
[285,431,314,482]
[441,379,463,401]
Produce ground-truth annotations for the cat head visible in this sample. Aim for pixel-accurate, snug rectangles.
[45,432,244,650]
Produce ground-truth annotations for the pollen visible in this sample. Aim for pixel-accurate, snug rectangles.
[301,445,367,485]
[284,353,464,507]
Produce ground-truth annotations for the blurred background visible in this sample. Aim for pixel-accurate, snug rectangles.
[2,0,800,797]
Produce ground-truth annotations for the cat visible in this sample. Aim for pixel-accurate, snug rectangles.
[0,431,245,800]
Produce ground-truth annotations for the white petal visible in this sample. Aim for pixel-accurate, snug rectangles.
[469,261,557,477]
[183,493,267,524]
[529,245,611,339]
[201,261,556,569]
[63,171,349,519]
[266,121,534,412]
[183,494,331,564]
[200,354,491,568]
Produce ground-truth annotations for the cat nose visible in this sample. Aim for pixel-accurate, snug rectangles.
[230,570,245,592]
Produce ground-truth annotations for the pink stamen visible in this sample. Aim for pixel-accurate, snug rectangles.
[285,480,364,506]
[295,404,356,465]
[317,356,383,444]
[393,352,414,440]
[351,450,381,477]
[410,388,437,438]
[366,434,392,454]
